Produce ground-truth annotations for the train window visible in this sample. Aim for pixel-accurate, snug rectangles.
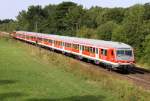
[49,39,53,43]
[80,45,82,50]
[63,42,65,46]
[96,48,98,54]
[101,49,107,56]
[75,44,79,49]
[65,43,71,47]
[38,38,42,41]
[77,44,79,49]
[56,41,59,45]
[84,46,86,51]
[44,39,48,42]
[89,47,95,53]
[104,50,107,56]
[60,42,62,46]
[65,43,67,47]
[90,47,92,53]
[85,46,88,52]
[75,44,77,49]
[66,43,68,47]
[85,46,87,51]
[68,43,71,47]
[93,48,95,53]
[61,42,63,46]
[101,49,103,54]
[88,47,90,52]
[111,50,114,56]
[72,44,76,49]
[82,46,84,51]
[125,50,132,56]
[58,41,60,45]
[117,50,132,57]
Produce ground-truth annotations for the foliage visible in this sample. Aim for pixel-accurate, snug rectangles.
[0,21,17,32]
[142,34,150,68]
[0,19,14,24]
[96,21,117,40]
[76,26,97,38]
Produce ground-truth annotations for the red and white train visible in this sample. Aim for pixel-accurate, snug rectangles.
[11,31,135,70]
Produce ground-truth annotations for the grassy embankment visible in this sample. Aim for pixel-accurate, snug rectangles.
[0,37,149,101]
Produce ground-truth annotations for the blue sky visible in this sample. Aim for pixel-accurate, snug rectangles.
[0,0,150,20]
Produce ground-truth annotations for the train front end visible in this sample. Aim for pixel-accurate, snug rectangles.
[114,48,135,71]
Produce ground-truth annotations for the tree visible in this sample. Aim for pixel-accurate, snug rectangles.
[143,3,150,20]
[17,10,29,31]
[17,5,47,32]
[112,25,127,43]
[41,4,57,33]
[86,7,103,28]
[76,26,97,38]
[54,1,86,36]
[96,21,117,40]
[142,34,150,66]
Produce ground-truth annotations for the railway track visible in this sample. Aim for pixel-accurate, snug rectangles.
[112,67,150,90]
[77,60,150,90]
[125,74,150,89]
[71,54,150,90]
[125,67,150,90]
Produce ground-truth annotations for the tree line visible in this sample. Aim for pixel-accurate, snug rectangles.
[0,2,150,67]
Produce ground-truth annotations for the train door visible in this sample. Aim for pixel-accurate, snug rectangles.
[95,48,99,59]
[79,45,82,54]
[100,49,108,60]
[109,49,115,62]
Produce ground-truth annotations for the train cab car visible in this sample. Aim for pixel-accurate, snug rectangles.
[12,31,135,70]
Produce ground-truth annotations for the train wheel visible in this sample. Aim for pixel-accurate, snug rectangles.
[94,60,99,65]
[62,51,65,54]
[106,64,112,71]
[86,59,90,63]
[122,66,130,74]
[78,56,83,60]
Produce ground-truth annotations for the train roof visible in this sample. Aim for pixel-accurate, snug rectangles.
[16,31,133,49]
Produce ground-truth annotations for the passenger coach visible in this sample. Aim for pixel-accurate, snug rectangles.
[11,31,135,70]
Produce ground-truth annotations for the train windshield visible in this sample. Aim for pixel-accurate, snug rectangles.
[116,49,133,60]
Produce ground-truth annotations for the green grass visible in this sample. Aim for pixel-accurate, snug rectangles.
[0,38,149,101]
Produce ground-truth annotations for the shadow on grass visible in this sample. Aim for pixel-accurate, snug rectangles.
[0,80,18,85]
[0,92,27,100]
[26,95,105,101]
